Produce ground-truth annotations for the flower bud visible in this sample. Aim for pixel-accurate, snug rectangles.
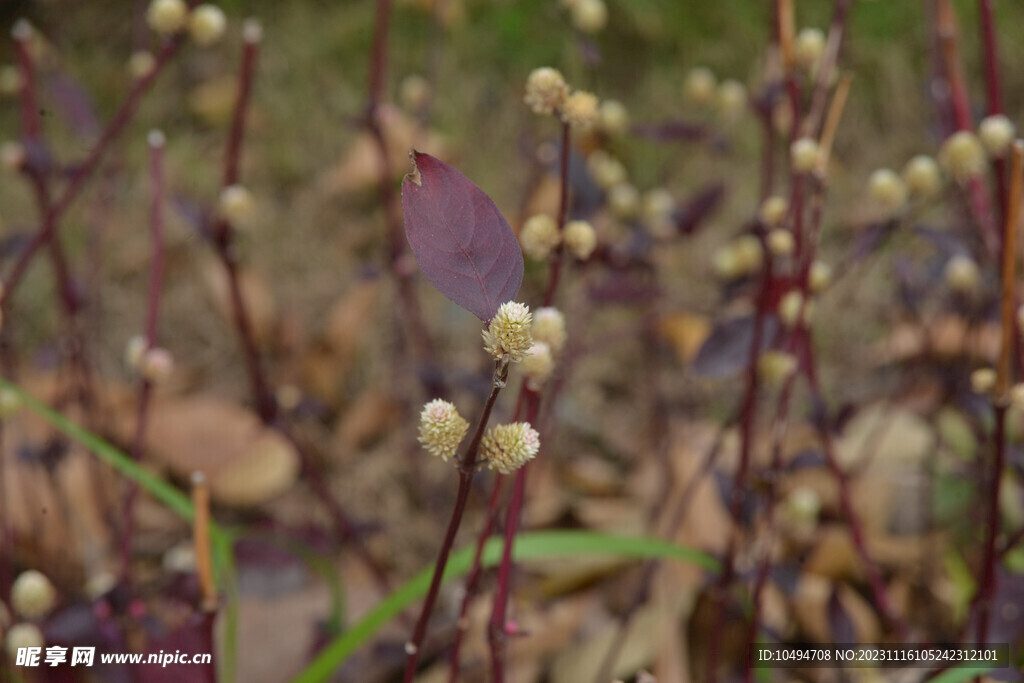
[522,342,554,389]
[944,254,979,293]
[0,65,22,96]
[6,623,44,658]
[11,570,57,619]
[767,229,794,256]
[128,51,156,79]
[571,0,607,34]
[0,386,20,419]
[939,131,985,182]
[759,196,788,227]
[978,114,1016,157]
[532,307,567,354]
[902,155,942,198]
[733,234,764,274]
[971,367,996,395]
[598,99,629,135]
[1,141,26,172]
[482,301,533,362]
[525,67,569,116]
[1011,383,1024,411]
[400,74,431,112]
[520,214,561,260]
[563,220,597,260]
[712,245,742,280]
[790,137,821,174]
[218,184,255,228]
[588,151,627,189]
[716,79,747,121]
[147,0,189,36]
[808,260,832,292]
[482,422,540,474]
[141,347,174,383]
[783,486,821,539]
[124,335,147,371]
[242,18,263,44]
[561,90,600,129]
[758,351,797,386]
[417,399,469,461]
[867,168,907,216]
[794,28,826,71]
[684,66,716,106]
[608,183,640,219]
[189,4,227,46]
[778,290,804,327]
[643,188,675,238]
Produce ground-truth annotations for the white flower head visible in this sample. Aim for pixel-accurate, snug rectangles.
[482,302,533,362]
[561,90,600,129]
[189,5,227,46]
[147,0,189,36]
[525,67,569,116]
[418,399,469,461]
[522,342,554,390]
[902,155,942,198]
[482,422,540,474]
[563,220,597,260]
[520,214,561,260]
[532,307,567,354]
[940,131,985,182]
[11,570,57,619]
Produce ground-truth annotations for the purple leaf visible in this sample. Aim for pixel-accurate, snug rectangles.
[401,151,523,321]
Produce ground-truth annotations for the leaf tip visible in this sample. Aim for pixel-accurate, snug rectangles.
[404,149,423,187]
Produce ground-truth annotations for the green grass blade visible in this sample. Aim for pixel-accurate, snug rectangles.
[928,665,997,683]
[291,530,717,683]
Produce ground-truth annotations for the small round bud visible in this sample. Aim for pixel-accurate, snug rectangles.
[794,28,826,71]
[783,486,821,535]
[608,183,640,219]
[519,214,561,260]
[189,5,227,46]
[1011,383,1024,411]
[733,234,764,274]
[970,367,997,395]
[482,301,533,362]
[6,623,44,658]
[147,0,189,36]
[978,114,1016,157]
[571,0,607,34]
[128,51,156,80]
[11,570,57,619]
[643,188,676,238]
[532,307,567,354]
[712,245,743,280]
[944,254,980,293]
[11,19,32,41]
[561,90,600,129]
[867,168,907,216]
[716,79,747,121]
[522,342,554,390]
[759,196,788,228]
[939,131,985,182]
[598,99,629,135]
[563,220,597,260]
[684,67,716,106]
[902,155,942,198]
[778,290,804,327]
[808,260,832,292]
[218,184,255,228]
[588,151,627,189]
[242,19,263,44]
[0,386,20,419]
[1,141,26,172]
[0,65,22,96]
[767,229,795,257]
[482,422,540,474]
[141,347,174,383]
[399,74,431,112]
[124,335,147,371]
[525,67,569,116]
[758,351,797,386]
[148,129,166,149]
[790,137,821,174]
[418,399,469,461]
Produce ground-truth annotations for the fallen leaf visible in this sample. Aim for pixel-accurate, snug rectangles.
[201,257,278,346]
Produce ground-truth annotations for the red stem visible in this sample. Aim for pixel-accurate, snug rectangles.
[120,132,166,578]
[403,360,508,682]
[973,405,1006,645]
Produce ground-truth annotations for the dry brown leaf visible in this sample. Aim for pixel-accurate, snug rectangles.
[145,396,300,506]
[201,257,278,347]
[804,524,861,581]
[874,315,1000,365]
[656,312,712,365]
[322,277,381,367]
[318,104,446,194]
[563,455,623,496]
[333,389,402,454]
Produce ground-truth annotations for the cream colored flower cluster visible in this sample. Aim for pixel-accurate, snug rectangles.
[481,422,540,474]
[482,302,534,362]
[146,0,229,46]
[417,399,469,461]
[524,67,600,130]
